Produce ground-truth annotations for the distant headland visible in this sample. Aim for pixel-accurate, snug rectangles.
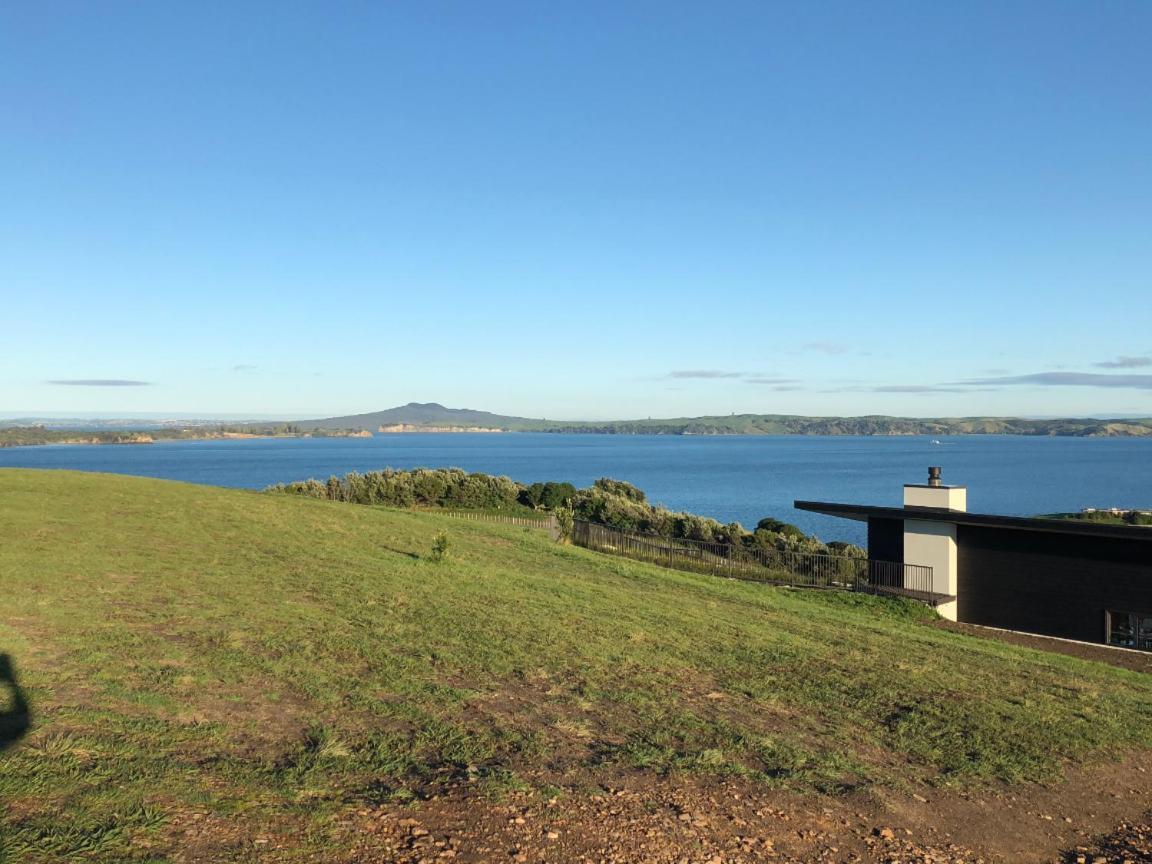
[289,402,1152,438]
[3,402,1150,448]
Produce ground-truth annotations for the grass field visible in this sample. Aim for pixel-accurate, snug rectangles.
[3,469,1152,862]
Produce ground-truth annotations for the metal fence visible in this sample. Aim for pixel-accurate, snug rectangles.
[431,509,940,605]
[570,519,939,604]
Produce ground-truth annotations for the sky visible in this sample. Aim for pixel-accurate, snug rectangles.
[2,2,1150,421]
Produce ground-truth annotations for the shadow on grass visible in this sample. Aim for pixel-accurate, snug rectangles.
[0,653,30,752]
[380,544,421,560]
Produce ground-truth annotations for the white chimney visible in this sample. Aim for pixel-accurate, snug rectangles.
[904,465,967,511]
[903,467,965,620]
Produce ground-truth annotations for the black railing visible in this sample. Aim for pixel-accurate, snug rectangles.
[570,520,940,605]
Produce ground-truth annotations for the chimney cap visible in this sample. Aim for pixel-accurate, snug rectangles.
[928,466,942,487]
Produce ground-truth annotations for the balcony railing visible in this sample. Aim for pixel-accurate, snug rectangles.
[570,520,942,605]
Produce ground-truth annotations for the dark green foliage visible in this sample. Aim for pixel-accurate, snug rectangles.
[269,470,840,554]
[592,478,646,502]
[267,468,524,512]
[756,517,805,538]
[519,481,577,510]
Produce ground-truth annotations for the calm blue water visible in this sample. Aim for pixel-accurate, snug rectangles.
[2,434,1150,545]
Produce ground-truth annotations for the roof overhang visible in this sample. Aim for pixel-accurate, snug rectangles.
[794,500,1152,543]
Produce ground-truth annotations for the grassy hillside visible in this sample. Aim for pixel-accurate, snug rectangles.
[2,470,1152,862]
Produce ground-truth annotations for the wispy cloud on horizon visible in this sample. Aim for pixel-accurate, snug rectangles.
[1094,355,1152,369]
[823,383,998,394]
[744,377,801,385]
[47,379,152,387]
[955,372,1152,390]
[800,341,852,355]
[871,385,969,394]
[667,370,744,379]
[666,372,805,387]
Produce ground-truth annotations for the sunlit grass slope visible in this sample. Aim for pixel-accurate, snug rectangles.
[2,468,1152,862]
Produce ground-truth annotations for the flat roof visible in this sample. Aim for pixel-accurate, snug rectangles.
[794,500,1152,543]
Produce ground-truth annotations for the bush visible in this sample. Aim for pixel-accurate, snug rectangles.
[755,517,805,538]
[429,531,450,563]
[591,478,646,503]
[554,506,574,543]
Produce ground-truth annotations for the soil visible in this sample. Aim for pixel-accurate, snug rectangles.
[165,754,1152,864]
[167,623,1152,863]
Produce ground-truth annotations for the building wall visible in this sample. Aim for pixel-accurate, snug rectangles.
[956,526,1152,643]
[867,517,904,563]
[905,519,958,606]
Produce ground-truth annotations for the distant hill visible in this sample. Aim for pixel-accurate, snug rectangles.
[293,402,547,432]
[538,414,1152,437]
[293,403,1152,437]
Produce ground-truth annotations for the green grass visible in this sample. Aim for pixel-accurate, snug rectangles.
[2,468,1152,861]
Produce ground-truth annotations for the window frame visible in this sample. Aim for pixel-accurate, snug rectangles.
[1106,609,1152,652]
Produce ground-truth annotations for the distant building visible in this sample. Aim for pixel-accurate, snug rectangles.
[797,468,1152,652]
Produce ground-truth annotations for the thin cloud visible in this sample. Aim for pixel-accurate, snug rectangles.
[232,364,258,372]
[745,377,801,385]
[801,341,852,355]
[668,370,744,379]
[48,379,152,387]
[1095,355,1152,369]
[956,372,1152,390]
[770,385,804,392]
[871,385,967,394]
[824,384,997,394]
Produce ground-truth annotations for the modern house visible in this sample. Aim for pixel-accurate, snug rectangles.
[796,467,1152,652]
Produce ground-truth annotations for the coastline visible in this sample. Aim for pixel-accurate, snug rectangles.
[0,430,374,449]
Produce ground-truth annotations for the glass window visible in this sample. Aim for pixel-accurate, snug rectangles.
[1138,615,1152,652]
[1109,611,1135,648]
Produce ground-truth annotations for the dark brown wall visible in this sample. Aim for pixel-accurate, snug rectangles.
[956,525,1152,643]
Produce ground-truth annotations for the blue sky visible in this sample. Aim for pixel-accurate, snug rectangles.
[2,2,1150,420]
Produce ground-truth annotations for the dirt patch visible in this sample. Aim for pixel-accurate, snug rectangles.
[1065,810,1152,863]
[938,622,1152,675]
[182,752,1152,864]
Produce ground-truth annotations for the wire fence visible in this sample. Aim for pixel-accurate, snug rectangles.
[435,509,560,540]
[570,520,940,604]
